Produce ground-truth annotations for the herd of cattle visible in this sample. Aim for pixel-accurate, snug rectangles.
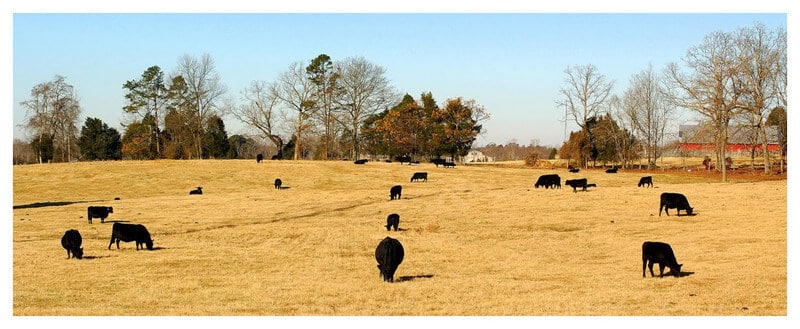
[60,157,692,281]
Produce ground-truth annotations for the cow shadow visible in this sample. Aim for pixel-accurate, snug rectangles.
[675,271,695,278]
[80,255,110,260]
[103,220,132,223]
[397,274,434,282]
[14,200,104,210]
[276,186,291,190]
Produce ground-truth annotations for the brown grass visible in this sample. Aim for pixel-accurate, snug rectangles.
[12,159,786,316]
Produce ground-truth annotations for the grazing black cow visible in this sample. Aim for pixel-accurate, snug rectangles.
[375,237,404,283]
[567,164,580,173]
[443,162,456,168]
[108,223,154,250]
[61,229,83,260]
[189,187,203,195]
[638,176,653,188]
[271,154,281,160]
[385,213,400,231]
[274,178,282,189]
[390,185,402,200]
[432,159,446,167]
[354,159,367,164]
[606,166,618,173]
[395,155,412,165]
[564,178,589,193]
[87,206,113,224]
[659,193,693,216]
[534,174,561,189]
[256,154,263,163]
[411,172,428,182]
[642,241,683,278]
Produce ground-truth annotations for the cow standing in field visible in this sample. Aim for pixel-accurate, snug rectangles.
[534,174,561,189]
[61,229,83,260]
[564,178,589,193]
[274,178,282,189]
[390,185,402,200]
[189,187,203,195]
[385,213,400,231]
[443,162,456,168]
[606,166,618,173]
[638,176,653,188]
[256,154,263,163]
[396,156,412,165]
[659,192,693,216]
[87,206,113,224]
[432,159,446,167]
[411,172,428,182]
[108,223,154,250]
[375,237,404,283]
[642,241,683,278]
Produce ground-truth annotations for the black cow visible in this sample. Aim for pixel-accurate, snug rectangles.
[642,241,683,278]
[432,159,446,167]
[606,166,618,173]
[395,156,412,165]
[375,237,404,283]
[87,206,113,224]
[271,154,281,160]
[61,229,83,260]
[534,174,561,189]
[108,223,154,250]
[443,162,456,168]
[189,187,203,195]
[354,159,367,164]
[411,172,428,182]
[567,164,580,173]
[564,178,589,193]
[274,178,282,189]
[385,213,400,231]
[659,192,693,216]
[256,154,263,163]
[638,176,653,188]
[390,185,402,200]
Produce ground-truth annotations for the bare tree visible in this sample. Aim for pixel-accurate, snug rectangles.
[337,56,399,160]
[174,53,228,158]
[665,31,743,182]
[274,61,317,160]
[558,64,615,130]
[733,22,786,174]
[227,80,285,157]
[622,64,675,169]
[20,75,81,163]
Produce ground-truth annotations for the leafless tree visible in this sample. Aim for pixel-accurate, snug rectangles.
[557,64,615,130]
[336,56,400,159]
[274,61,317,160]
[174,53,228,158]
[665,31,743,182]
[227,80,285,157]
[621,64,675,169]
[20,75,81,163]
[733,22,786,174]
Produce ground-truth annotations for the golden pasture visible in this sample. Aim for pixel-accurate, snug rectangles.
[12,159,786,316]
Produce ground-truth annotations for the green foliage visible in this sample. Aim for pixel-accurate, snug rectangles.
[78,117,122,160]
[548,148,558,160]
[30,134,54,163]
[202,115,229,159]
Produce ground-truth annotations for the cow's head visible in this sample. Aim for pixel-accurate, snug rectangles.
[686,207,694,215]
[108,207,114,213]
[74,247,84,259]
[671,263,683,277]
[146,239,154,250]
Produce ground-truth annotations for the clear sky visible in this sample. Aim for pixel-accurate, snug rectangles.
[7,1,790,149]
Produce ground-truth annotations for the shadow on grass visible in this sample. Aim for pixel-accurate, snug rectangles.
[397,274,434,282]
[13,200,104,210]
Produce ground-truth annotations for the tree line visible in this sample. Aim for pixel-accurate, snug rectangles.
[18,53,488,164]
[556,22,786,181]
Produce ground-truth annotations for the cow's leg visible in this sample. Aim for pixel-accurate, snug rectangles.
[648,261,656,277]
[88,217,92,224]
[658,263,666,278]
[101,216,105,223]
[67,249,71,259]
[116,239,121,249]
[643,259,647,278]
[108,238,114,250]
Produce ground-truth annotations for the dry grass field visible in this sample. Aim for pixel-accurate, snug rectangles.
[11,159,786,316]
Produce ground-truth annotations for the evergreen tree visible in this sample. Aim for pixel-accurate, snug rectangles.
[78,117,122,160]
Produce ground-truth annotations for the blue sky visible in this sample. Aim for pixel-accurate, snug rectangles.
[7,2,790,148]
